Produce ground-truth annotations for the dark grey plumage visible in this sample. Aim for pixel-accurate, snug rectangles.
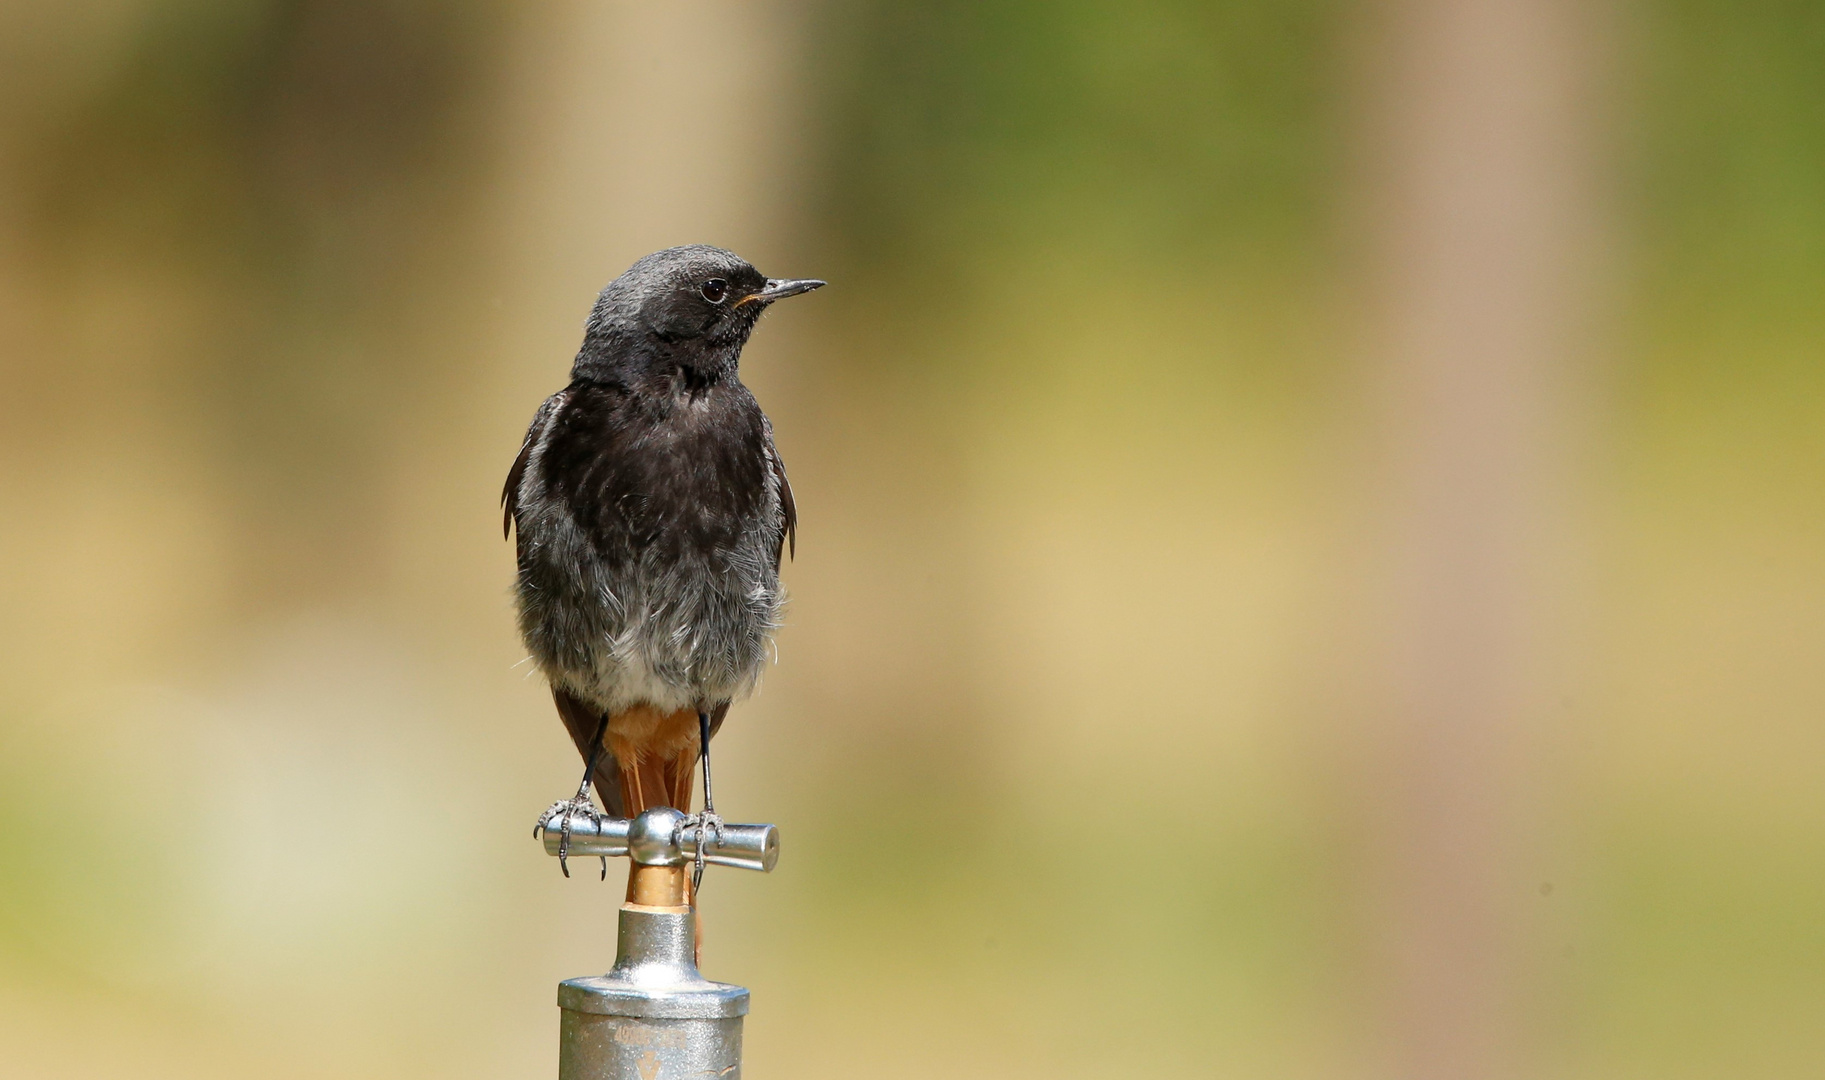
[505,245,818,820]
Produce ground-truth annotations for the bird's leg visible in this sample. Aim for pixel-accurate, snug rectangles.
[685,709,725,895]
[535,713,612,878]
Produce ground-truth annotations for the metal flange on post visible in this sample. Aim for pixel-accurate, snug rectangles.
[540,807,780,1080]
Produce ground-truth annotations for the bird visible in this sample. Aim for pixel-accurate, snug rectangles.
[503,245,821,893]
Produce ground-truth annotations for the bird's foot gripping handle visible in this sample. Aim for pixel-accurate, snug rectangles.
[539,806,780,873]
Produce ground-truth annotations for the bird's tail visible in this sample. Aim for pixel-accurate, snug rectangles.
[618,740,698,824]
[609,708,702,910]
[594,703,699,817]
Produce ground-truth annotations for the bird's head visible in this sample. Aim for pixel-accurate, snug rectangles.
[572,245,824,388]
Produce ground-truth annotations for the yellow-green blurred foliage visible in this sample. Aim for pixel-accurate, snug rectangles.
[0,2,1819,1078]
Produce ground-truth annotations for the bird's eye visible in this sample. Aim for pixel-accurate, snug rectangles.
[700,278,728,304]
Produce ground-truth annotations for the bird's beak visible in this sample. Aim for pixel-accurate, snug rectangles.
[736,278,826,308]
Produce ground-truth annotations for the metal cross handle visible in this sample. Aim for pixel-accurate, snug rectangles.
[540,806,779,873]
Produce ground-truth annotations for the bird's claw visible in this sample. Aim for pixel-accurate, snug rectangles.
[683,809,726,847]
[535,796,604,878]
[682,810,726,893]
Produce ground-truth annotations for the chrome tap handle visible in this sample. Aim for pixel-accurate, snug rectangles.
[540,806,779,872]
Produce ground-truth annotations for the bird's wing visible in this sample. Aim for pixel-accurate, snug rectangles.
[761,414,796,568]
[552,687,626,818]
[503,390,566,541]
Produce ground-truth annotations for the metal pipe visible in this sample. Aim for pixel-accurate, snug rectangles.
[558,906,748,1080]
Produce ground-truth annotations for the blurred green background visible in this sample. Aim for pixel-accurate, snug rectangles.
[0,2,1820,1078]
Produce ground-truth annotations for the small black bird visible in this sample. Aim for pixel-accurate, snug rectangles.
[504,245,822,881]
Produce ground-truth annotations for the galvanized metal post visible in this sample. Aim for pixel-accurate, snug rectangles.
[540,807,779,1080]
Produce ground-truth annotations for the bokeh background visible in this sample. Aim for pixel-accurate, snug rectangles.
[1,2,1821,1078]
